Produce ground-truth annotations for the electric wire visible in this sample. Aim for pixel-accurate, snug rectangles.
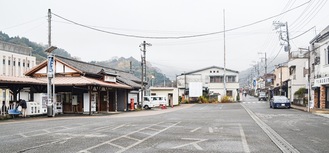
[0,16,46,31]
[51,1,310,39]
[290,26,315,40]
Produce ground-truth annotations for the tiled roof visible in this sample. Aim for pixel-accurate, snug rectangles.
[55,56,141,87]
[0,76,44,84]
[0,75,132,89]
[37,76,132,89]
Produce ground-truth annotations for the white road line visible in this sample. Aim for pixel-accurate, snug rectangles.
[190,127,201,133]
[241,104,300,153]
[199,106,207,110]
[172,138,207,150]
[208,127,214,133]
[78,122,180,153]
[239,124,250,153]
[108,143,125,149]
[111,124,126,131]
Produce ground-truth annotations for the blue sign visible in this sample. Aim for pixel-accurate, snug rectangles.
[253,80,256,87]
[48,56,54,74]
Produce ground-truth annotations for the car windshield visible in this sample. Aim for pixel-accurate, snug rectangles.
[274,96,288,102]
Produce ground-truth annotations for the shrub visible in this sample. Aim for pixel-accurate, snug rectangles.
[221,96,233,103]
[198,96,209,103]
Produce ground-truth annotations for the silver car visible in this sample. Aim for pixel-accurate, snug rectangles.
[270,96,291,109]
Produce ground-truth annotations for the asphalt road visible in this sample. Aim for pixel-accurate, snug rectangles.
[1,96,329,153]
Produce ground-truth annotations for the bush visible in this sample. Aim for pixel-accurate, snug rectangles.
[221,96,233,103]
[198,96,209,103]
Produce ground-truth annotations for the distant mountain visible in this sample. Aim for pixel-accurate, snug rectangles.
[91,57,172,87]
[0,31,172,86]
[239,53,289,88]
[0,31,72,63]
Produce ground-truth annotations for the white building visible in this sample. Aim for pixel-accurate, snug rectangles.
[0,41,36,114]
[287,51,309,104]
[310,25,329,109]
[176,66,239,101]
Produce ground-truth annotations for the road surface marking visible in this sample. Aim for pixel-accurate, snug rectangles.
[78,122,180,153]
[241,104,300,153]
[172,138,207,150]
[190,127,201,133]
[239,124,250,153]
[209,127,214,133]
[111,124,127,131]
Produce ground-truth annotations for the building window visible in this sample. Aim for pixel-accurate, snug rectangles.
[2,56,5,65]
[23,59,25,67]
[210,71,212,73]
[18,59,21,67]
[27,61,30,68]
[210,76,223,83]
[217,71,219,73]
[227,76,236,83]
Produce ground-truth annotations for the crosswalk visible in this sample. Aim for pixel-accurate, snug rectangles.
[242,101,267,104]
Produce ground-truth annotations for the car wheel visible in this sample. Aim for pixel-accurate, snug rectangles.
[144,105,150,109]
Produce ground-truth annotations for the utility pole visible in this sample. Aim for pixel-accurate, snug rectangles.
[258,52,267,74]
[139,41,151,109]
[223,9,227,96]
[46,9,57,117]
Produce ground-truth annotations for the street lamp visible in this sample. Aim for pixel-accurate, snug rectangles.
[45,46,57,117]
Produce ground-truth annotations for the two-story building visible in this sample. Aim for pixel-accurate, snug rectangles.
[310,25,329,109]
[287,51,309,105]
[272,63,289,96]
[176,66,239,101]
[0,41,36,115]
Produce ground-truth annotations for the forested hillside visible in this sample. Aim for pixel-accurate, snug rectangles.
[0,31,171,86]
[0,31,72,63]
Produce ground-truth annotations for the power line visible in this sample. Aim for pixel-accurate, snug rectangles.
[51,1,310,39]
[0,16,46,31]
[290,26,315,40]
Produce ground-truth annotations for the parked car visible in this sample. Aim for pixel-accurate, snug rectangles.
[270,96,291,109]
[143,97,155,109]
[143,96,168,109]
[258,92,267,101]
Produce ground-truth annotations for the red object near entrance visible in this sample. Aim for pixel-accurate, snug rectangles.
[130,98,135,111]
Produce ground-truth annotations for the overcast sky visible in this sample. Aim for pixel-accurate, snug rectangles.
[1,0,328,78]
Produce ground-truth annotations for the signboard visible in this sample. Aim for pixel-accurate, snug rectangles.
[189,82,202,97]
[177,75,202,88]
[47,56,54,77]
[314,77,329,87]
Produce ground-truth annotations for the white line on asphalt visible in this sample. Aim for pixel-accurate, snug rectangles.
[172,138,207,150]
[111,124,127,131]
[239,124,250,153]
[241,104,300,153]
[209,127,214,133]
[78,121,180,153]
[190,127,201,133]
[199,106,208,110]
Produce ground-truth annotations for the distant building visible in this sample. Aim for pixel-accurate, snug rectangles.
[0,41,36,112]
[0,41,36,77]
[176,66,239,101]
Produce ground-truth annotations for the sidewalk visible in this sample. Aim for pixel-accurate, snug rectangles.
[291,104,329,118]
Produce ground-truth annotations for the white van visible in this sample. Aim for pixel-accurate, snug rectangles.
[144,96,168,108]
[143,96,155,109]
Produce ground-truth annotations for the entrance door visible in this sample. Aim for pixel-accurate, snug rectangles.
[325,87,329,108]
[317,88,320,108]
